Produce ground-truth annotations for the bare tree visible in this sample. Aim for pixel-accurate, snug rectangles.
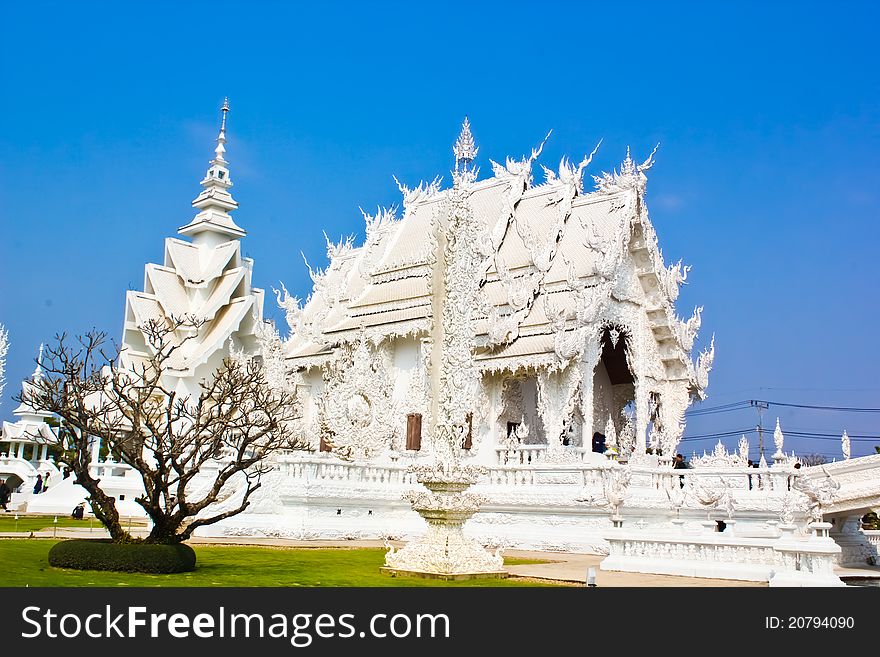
[798,453,828,467]
[17,318,307,544]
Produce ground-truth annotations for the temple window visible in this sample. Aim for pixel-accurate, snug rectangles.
[462,413,473,450]
[406,413,422,451]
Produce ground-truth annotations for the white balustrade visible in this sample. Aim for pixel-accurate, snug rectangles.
[603,529,844,585]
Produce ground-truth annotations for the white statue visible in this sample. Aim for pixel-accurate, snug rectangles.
[791,467,841,523]
[773,417,785,458]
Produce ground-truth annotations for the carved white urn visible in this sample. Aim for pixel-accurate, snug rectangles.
[383,463,506,578]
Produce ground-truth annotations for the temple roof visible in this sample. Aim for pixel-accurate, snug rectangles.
[279,126,711,392]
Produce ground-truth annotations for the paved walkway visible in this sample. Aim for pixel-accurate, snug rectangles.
[5,528,880,586]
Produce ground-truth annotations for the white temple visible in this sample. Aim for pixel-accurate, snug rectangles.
[276,120,714,468]
[4,105,880,586]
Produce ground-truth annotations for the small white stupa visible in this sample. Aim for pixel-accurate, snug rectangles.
[120,99,266,400]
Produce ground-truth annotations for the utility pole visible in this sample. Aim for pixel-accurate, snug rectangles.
[750,400,769,460]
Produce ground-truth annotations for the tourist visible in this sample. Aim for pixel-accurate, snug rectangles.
[673,453,688,488]
[591,432,606,454]
[43,471,50,492]
[0,479,11,511]
[33,474,43,495]
[62,467,71,480]
[71,503,85,520]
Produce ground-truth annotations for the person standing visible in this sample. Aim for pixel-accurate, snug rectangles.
[42,471,50,492]
[32,474,43,495]
[0,479,11,511]
[673,453,688,488]
[591,432,607,454]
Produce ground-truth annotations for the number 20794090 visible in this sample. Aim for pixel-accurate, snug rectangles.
[765,617,854,630]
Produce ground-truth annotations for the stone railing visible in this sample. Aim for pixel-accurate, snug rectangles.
[648,467,795,494]
[863,530,880,548]
[493,444,610,465]
[89,460,136,479]
[602,526,844,586]
[484,466,606,488]
[275,454,417,486]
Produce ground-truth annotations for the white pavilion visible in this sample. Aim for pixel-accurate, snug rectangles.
[0,347,61,494]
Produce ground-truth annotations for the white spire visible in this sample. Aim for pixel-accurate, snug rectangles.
[32,342,44,379]
[772,417,785,459]
[841,430,851,460]
[178,98,245,241]
[453,116,478,185]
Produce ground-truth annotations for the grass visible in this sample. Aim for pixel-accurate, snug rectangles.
[502,557,553,566]
[0,515,146,533]
[0,539,564,587]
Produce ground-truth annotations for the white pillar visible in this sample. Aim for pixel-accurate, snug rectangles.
[90,435,101,463]
[41,445,48,460]
[580,335,601,443]
[634,381,648,454]
[632,314,648,454]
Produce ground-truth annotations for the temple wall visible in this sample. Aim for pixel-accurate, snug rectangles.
[391,337,419,404]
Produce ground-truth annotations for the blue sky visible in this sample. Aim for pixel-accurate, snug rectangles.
[1,1,878,459]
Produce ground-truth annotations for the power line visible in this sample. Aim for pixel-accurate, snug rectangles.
[686,399,880,415]
[753,400,880,413]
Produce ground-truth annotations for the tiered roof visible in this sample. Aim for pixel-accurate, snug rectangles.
[120,101,265,386]
[282,122,712,396]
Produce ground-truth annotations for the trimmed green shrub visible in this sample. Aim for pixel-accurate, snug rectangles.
[48,539,196,574]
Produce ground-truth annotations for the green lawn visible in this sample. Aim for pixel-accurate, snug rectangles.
[0,539,563,587]
[0,515,146,533]
[501,557,553,566]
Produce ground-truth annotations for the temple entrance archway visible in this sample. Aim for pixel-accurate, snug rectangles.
[592,326,636,451]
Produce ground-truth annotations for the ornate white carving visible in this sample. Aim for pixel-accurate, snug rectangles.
[689,336,715,399]
[773,417,785,459]
[841,430,851,461]
[593,145,658,195]
[604,415,618,451]
[452,117,479,186]
[738,435,750,463]
[393,175,442,211]
[487,134,549,252]
[691,440,749,468]
[494,256,542,311]
[792,467,841,522]
[536,363,581,455]
[619,412,636,460]
[273,281,309,342]
[602,466,631,518]
[386,121,503,577]
[661,259,690,304]
[318,335,398,460]
[675,306,702,353]
[687,476,734,520]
